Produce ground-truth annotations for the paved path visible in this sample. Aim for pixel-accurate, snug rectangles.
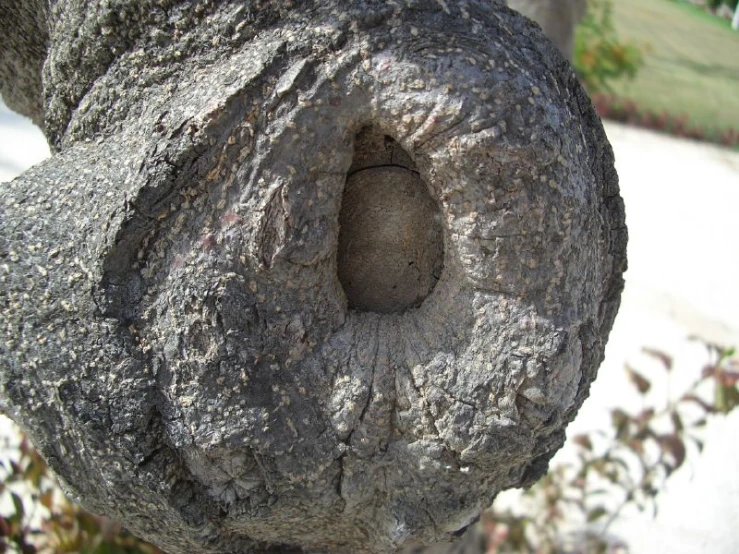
[567,122,739,554]
[577,121,739,431]
[1,101,738,552]
[0,102,50,183]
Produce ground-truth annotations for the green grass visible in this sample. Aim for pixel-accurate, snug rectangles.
[606,0,739,137]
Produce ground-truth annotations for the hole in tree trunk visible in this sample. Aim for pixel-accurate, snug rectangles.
[337,127,444,314]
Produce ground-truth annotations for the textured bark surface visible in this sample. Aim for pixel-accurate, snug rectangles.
[0,1,626,554]
[506,0,587,61]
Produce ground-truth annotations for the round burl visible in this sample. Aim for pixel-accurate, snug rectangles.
[0,1,626,554]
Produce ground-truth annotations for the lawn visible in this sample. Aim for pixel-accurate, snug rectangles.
[605,0,739,137]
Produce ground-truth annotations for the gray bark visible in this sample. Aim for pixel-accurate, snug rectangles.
[506,0,588,61]
[0,1,626,553]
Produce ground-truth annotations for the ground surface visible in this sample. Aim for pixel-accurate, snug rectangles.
[1,98,738,552]
[608,0,739,138]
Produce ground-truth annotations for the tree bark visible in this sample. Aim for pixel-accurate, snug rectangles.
[0,2,626,553]
[506,0,588,61]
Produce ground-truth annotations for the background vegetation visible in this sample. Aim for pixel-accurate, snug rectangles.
[488,342,739,553]
[0,435,162,554]
[574,0,739,147]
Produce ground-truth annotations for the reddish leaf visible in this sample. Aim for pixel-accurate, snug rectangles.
[680,393,716,414]
[659,434,686,471]
[670,411,683,433]
[701,364,716,379]
[571,434,593,451]
[636,408,655,425]
[642,347,673,371]
[0,516,9,537]
[570,477,586,489]
[718,371,739,387]
[39,490,54,511]
[611,409,632,441]
[625,365,651,394]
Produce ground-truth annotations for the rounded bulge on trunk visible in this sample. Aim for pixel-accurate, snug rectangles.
[112,35,622,553]
[0,4,626,554]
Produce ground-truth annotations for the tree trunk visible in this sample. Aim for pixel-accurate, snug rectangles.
[506,0,588,61]
[0,1,626,553]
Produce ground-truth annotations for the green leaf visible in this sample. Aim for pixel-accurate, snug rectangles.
[11,492,24,520]
[587,506,608,522]
[24,460,44,489]
[716,383,739,414]
[670,411,683,433]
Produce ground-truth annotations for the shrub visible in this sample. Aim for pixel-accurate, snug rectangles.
[574,0,646,94]
[0,432,162,554]
[707,0,738,10]
[591,92,739,148]
[488,342,739,552]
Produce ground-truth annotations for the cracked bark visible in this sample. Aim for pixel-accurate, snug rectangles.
[1,1,625,554]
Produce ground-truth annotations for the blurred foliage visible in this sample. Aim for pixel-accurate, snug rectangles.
[0,434,162,554]
[574,0,646,94]
[590,93,739,148]
[486,341,739,553]
[706,0,738,11]
[576,0,739,149]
